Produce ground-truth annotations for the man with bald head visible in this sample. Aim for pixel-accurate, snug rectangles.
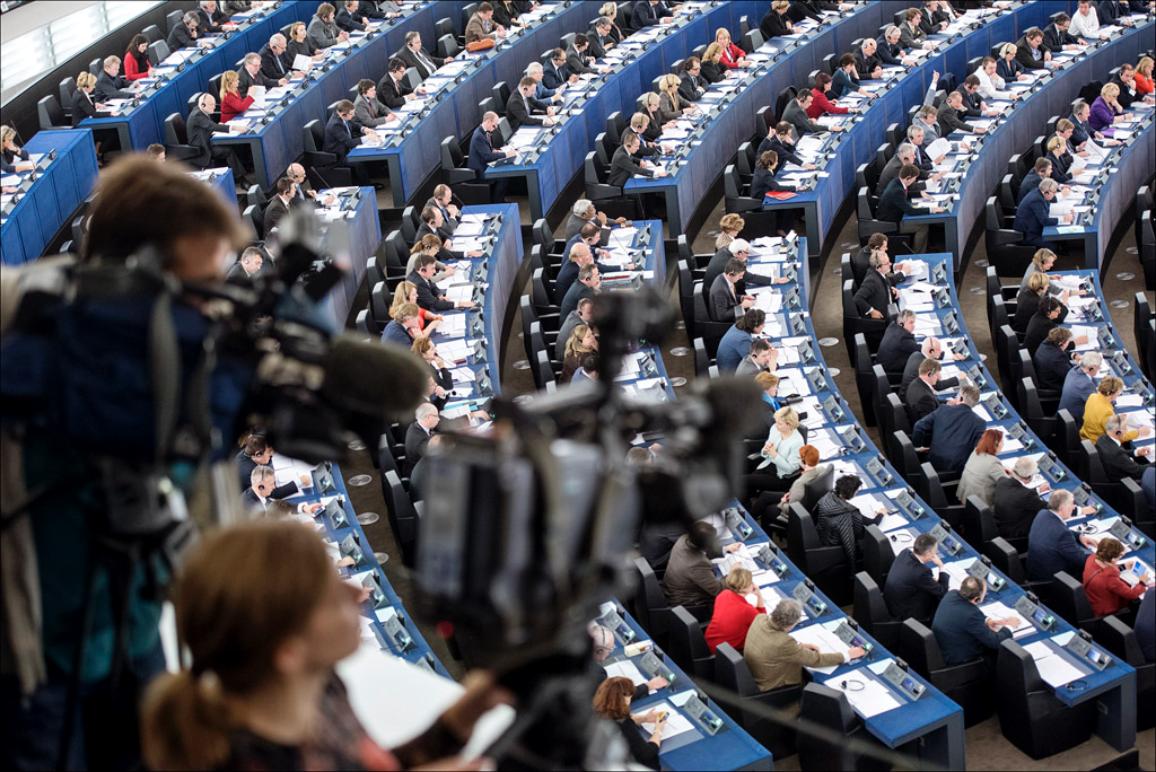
[900,335,964,393]
[260,33,292,80]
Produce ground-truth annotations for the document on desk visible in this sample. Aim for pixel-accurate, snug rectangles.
[607,227,637,248]
[1022,641,1087,688]
[632,702,696,740]
[980,601,1033,638]
[605,659,648,687]
[821,670,902,718]
[790,622,848,675]
[806,429,843,460]
[934,558,977,591]
[437,314,468,336]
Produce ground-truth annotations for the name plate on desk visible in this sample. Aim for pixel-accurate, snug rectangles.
[966,559,1005,591]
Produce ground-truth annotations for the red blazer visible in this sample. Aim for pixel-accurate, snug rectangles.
[220,91,254,123]
[807,86,849,118]
[719,43,746,69]
[123,52,151,81]
[1082,555,1146,617]
[704,589,765,653]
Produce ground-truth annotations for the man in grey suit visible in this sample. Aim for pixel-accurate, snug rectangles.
[709,258,754,321]
[782,91,825,135]
[353,78,396,127]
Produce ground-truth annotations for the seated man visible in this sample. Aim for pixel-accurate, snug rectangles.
[662,521,738,609]
[911,384,985,474]
[716,308,765,373]
[1026,489,1096,582]
[885,533,949,623]
[1058,351,1101,424]
[905,356,948,424]
[853,250,899,322]
[1034,327,1076,393]
[1013,178,1071,249]
[900,336,960,394]
[708,258,754,322]
[1095,414,1151,482]
[931,576,1019,667]
[876,164,943,253]
[404,402,439,476]
[744,599,865,692]
[877,310,920,377]
[992,456,1044,540]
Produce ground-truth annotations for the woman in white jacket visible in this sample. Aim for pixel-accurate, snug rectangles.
[973,56,1006,100]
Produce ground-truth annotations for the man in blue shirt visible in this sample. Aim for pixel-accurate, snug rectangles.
[1057,351,1101,423]
[468,111,513,201]
[1026,489,1097,582]
[932,577,1020,667]
[911,383,985,473]
[1013,178,1071,249]
[380,303,421,348]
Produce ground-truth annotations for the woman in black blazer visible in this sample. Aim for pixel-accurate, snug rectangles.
[1012,272,1050,334]
[760,0,794,39]
[750,150,798,234]
[701,42,727,83]
[996,43,1024,82]
[70,71,108,125]
[286,21,316,63]
[599,2,624,42]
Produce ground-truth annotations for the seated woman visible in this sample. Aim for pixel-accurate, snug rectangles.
[1081,376,1150,443]
[747,406,804,494]
[657,74,697,125]
[123,34,152,81]
[996,42,1027,83]
[0,125,30,174]
[411,336,452,409]
[714,27,748,69]
[592,677,665,770]
[705,567,766,653]
[389,279,442,335]
[1083,538,1151,621]
[956,429,1008,506]
[1013,271,1053,335]
[807,72,851,119]
[219,70,254,123]
[561,323,598,383]
[749,149,798,235]
[1089,83,1127,133]
[700,42,727,84]
[814,474,880,567]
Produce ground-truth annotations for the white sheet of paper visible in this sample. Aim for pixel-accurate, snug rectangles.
[604,660,647,686]
[632,702,696,740]
[822,671,902,718]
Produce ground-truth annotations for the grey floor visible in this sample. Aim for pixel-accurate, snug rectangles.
[347,179,1156,769]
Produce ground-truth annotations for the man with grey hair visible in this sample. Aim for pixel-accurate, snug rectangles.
[1027,489,1097,581]
[588,623,668,694]
[1096,414,1152,482]
[992,456,1046,540]
[523,61,563,104]
[1059,350,1101,422]
[196,0,226,33]
[900,335,962,393]
[468,111,515,199]
[169,11,203,49]
[744,600,864,692]
[260,33,292,80]
[1014,176,1072,250]
[877,142,928,195]
[241,465,278,512]
[558,198,604,240]
[876,25,915,68]
[913,383,985,473]
[238,51,285,98]
[404,402,440,475]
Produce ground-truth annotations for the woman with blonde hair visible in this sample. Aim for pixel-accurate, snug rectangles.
[598,1,624,43]
[657,74,696,123]
[388,279,441,333]
[1020,246,1057,291]
[1013,270,1058,334]
[714,27,749,69]
[412,336,452,406]
[748,406,804,492]
[0,125,30,174]
[219,70,254,123]
[406,232,453,281]
[997,42,1027,82]
[561,323,598,382]
[705,566,766,653]
[1081,376,1151,442]
[592,677,664,769]
[141,520,506,770]
[715,212,745,249]
[1043,135,1071,184]
[1089,82,1126,132]
[1135,56,1154,95]
[700,42,726,83]
[70,71,108,127]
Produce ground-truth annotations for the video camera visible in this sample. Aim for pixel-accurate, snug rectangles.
[412,285,761,768]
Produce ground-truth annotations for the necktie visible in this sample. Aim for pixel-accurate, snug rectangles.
[344,120,351,138]
[276,54,284,74]
[417,49,434,72]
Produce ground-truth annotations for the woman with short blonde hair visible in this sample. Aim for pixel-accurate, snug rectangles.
[219,70,254,122]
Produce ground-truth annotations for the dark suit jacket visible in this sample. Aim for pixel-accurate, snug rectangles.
[70,90,103,125]
[1013,188,1057,243]
[1015,38,1048,70]
[876,36,903,65]
[678,71,707,102]
[992,477,1042,540]
[408,270,453,312]
[932,590,1012,666]
[632,0,660,28]
[587,30,612,59]
[760,9,792,38]
[168,23,197,50]
[853,268,891,317]
[259,44,290,80]
[765,136,803,167]
[885,550,950,623]
[702,59,725,83]
[506,91,548,131]
[912,403,985,473]
[1023,309,1057,358]
[322,113,361,161]
[1095,434,1144,482]
[1136,589,1155,663]
[377,73,412,108]
[1016,170,1043,205]
[996,56,1023,82]
[381,319,415,348]
[566,46,595,76]
[901,350,957,394]
[877,178,921,222]
[93,72,132,102]
[542,62,571,90]
[607,145,650,187]
[878,323,920,376]
[187,108,229,168]
[1027,509,1087,581]
[936,103,973,135]
[1043,23,1078,51]
[468,126,504,176]
[404,421,431,476]
[395,45,445,80]
[238,66,279,98]
[1034,339,1072,392]
[560,280,594,320]
[905,376,940,424]
[708,273,742,321]
[263,196,290,233]
[335,6,367,32]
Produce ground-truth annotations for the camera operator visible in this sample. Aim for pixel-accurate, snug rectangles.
[142,519,510,770]
[1,157,248,770]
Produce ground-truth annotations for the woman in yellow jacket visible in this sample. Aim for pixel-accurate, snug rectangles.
[1080,376,1150,442]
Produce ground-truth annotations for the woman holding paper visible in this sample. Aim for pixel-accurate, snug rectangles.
[286,21,319,62]
[1083,538,1150,619]
[747,406,804,494]
[592,677,664,770]
[218,70,254,123]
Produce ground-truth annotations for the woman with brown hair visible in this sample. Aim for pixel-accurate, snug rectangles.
[1082,537,1150,619]
[956,429,1007,506]
[412,335,453,407]
[123,33,152,81]
[592,676,666,770]
[561,323,598,382]
[142,520,508,770]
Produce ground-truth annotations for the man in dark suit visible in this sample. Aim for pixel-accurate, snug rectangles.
[1059,352,1101,423]
[554,227,608,303]
[225,246,267,286]
[632,0,668,29]
[259,34,292,81]
[992,456,1045,540]
[854,250,899,321]
[677,57,708,103]
[94,56,134,102]
[587,18,615,59]
[322,100,362,162]
[396,31,447,80]
[565,35,598,76]
[241,465,281,513]
[238,52,285,98]
[877,144,929,196]
[378,57,415,108]
[1026,490,1096,582]
[1015,28,1052,70]
[560,263,601,320]
[336,0,368,31]
[404,403,439,476]
[506,77,555,131]
[877,165,941,253]
[905,357,946,424]
[1016,157,1053,205]
[194,0,227,33]
[877,310,920,377]
[607,130,663,187]
[703,238,772,298]
[542,49,574,90]
[409,254,469,312]
[900,336,959,394]
[1014,178,1070,249]
[168,11,201,49]
[1043,13,1084,51]
[912,384,985,473]
[936,91,979,136]
[467,111,513,200]
[885,533,949,623]
[932,577,1018,667]
[187,93,246,177]
[709,259,754,322]
[1096,414,1152,482]
[1034,326,1075,392]
[263,177,295,234]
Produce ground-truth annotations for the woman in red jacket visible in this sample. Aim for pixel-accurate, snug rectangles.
[123,34,152,81]
[219,70,253,123]
[1082,538,1150,618]
[714,28,750,69]
[704,567,766,653]
[807,72,850,119]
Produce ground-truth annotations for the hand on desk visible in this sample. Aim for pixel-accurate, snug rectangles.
[1079,534,1098,550]
[504,147,517,157]
[987,615,1020,631]
[724,542,744,554]
[1137,446,1152,458]
[455,300,475,309]
[1077,505,1095,516]
[846,646,866,660]
[653,167,668,177]
[646,675,670,691]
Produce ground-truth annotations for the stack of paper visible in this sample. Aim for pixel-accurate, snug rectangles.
[631,702,696,740]
[822,670,902,717]
[1022,641,1087,688]
[934,558,977,591]
[790,623,849,674]
[980,601,1033,638]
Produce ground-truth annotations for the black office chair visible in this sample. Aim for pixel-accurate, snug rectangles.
[742,28,765,53]
[1049,571,1102,633]
[985,196,1035,276]
[690,281,730,357]
[383,470,419,567]
[786,503,851,605]
[162,113,201,163]
[692,337,710,377]
[604,110,626,146]
[1098,616,1155,730]
[439,136,490,204]
[995,640,1096,759]
[37,96,70,131]
[1076,439,1146,516]
[57,77,77,119]
[302,120,352,186]
[148,40,170,67]
[666,606,713,681]
[723,164,762,213]
[856,186,899,242]
[583,152,626,208]
[801,466,834,511]
[437,34,461,59]
[860,526,894,586]
[852,572,901,651]
[798,683,887,770]
[165,9,185,33]
[676,259,694,328]
[631,557,676,643]
[713,643,802,759]
[900,619,994,726]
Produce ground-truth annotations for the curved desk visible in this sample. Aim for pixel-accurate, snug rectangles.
[758,240,1139,757]
[0,129,99,265]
